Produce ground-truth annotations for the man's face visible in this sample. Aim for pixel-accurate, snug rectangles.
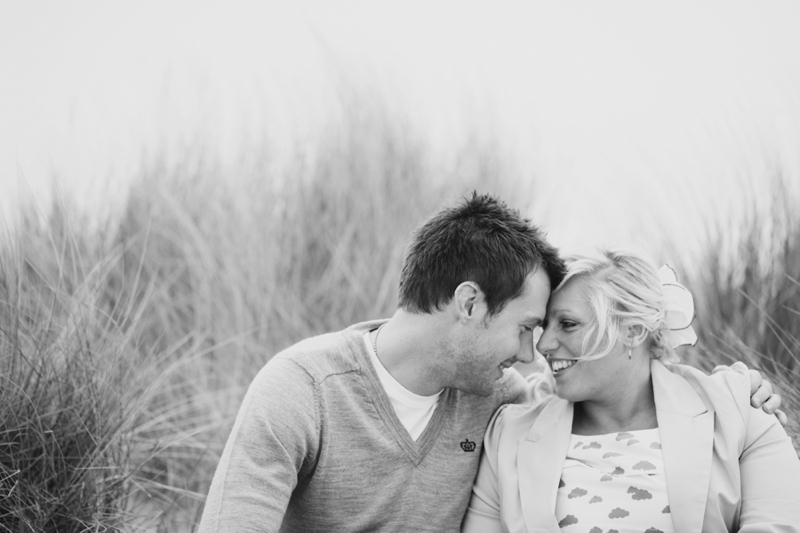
[447,268,551,396]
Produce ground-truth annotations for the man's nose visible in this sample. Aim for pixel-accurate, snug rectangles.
[516,330,536,364]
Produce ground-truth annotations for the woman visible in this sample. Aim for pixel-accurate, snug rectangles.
[462,249,800,532]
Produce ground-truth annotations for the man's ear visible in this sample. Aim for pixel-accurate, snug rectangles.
[454,281,485,323]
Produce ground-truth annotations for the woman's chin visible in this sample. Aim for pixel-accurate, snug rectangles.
[553,381,583,403]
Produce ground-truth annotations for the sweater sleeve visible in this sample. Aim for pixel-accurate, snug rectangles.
[717,368,800,531]
[197,355,319,533]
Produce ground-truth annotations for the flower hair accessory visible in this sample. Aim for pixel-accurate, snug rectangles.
[658,264,698,348]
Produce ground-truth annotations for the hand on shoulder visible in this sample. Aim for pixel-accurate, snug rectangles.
[712,361,788,426]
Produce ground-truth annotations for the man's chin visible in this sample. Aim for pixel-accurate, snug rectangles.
[450,367,501,396]
[456,379,496,397]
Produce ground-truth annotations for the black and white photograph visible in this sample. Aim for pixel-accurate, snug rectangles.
[2,2,799,531]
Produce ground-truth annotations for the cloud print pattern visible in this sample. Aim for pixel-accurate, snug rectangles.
[555,428,674,532]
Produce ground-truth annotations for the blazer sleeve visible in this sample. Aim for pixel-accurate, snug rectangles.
[719,368,800,531]
[461,405,508,533]
[197,356,319,533]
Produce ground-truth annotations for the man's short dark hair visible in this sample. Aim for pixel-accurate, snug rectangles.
[398,192,565,316]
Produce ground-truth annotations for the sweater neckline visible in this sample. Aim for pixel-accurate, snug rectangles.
[348,320,454,465]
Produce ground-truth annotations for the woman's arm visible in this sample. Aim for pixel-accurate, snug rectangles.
[717,368,800,531]
[737,408,800,531]
[461,407,507,533]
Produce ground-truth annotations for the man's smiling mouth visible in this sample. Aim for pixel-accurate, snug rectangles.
[499,360,514,371]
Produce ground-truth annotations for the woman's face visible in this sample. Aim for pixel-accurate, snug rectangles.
[536,276,631,403]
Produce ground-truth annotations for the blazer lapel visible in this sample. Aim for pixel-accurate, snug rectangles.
[652,361,714,532]
[517,398,573,532]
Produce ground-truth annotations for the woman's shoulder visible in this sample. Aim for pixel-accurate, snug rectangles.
[663,360,749,393]
[485,395,566,445]
[658,360,753,422]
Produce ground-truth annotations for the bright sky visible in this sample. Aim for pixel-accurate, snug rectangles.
[2,1,799,258]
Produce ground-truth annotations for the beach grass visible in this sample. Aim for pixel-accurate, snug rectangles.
[678,175,800,448]
[0,111,527,530]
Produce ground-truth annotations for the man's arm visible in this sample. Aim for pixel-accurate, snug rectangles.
[198,356,318,532]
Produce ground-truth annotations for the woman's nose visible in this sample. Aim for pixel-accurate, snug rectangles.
[536,326,555,356]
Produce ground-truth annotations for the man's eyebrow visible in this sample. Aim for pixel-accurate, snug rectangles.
[520,314,544,325]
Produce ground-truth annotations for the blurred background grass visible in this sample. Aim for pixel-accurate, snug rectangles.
[1,108,798,531]
[676,175,800,449]
[0,108,526,531]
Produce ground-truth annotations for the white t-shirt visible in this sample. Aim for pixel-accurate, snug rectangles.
[363,332,441,441]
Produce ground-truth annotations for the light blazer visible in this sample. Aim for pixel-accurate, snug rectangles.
[462,360,800,532]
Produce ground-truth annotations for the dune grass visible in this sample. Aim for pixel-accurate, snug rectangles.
[1,109,529,531]
[1,108,797,530]
[678,175,800,448]
[0,200,157,531]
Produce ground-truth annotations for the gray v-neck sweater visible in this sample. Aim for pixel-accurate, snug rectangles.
[199,320,523,532]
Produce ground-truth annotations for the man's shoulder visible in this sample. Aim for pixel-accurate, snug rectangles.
[265,320,380,383]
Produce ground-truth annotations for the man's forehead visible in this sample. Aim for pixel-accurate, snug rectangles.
[518,309,546,324]
[524,267,552,292]
[517,293,549,320]
[528,293,550,310]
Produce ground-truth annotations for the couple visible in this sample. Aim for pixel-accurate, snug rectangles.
[198,193,799,532]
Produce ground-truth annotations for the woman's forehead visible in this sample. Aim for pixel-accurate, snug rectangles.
[548,277,594,312]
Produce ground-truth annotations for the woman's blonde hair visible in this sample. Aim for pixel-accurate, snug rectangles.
[555,248,679,363]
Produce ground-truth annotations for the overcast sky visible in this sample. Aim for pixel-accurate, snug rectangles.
[2,1,799,257]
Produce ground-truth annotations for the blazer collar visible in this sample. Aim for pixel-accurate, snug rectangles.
[652,360,714,532]
[651,359,707,416]
[518,396,573,532]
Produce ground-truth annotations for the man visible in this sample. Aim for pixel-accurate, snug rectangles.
[198,193,781,532]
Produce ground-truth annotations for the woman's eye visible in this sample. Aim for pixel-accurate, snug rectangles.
[561,320,578,329]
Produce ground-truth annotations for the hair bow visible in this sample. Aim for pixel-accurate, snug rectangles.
[657,265,697,348]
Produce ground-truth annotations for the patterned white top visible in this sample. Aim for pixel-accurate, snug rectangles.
[555,428,674,533]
